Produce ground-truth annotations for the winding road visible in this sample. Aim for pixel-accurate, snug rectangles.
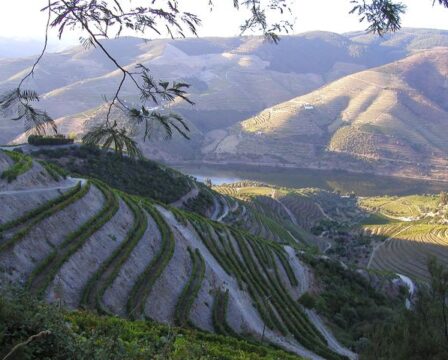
[0,177,86,196]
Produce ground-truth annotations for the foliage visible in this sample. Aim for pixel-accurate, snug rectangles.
[1,150,33,183]
[82,124,142,159]
[33,145,191,203]
[37,160,68,181]
[80,194,148,313]
[127,201,175,320]
[28,134,74,146]
[361,258,448,359]
[350,0,406,35]
[298,292,317,309]
[303,255,402,349]
[212,289,240,338]
[184,187,214,216]
[0,290,304,360]
[174,248,206,327]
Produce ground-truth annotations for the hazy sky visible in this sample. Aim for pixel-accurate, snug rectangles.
[1,0,447,45]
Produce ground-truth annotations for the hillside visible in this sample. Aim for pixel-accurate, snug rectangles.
[0,148,362,360]
[2,29,448,164]
[208,48,448,181]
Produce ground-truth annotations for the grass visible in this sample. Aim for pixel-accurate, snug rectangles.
[174,248,206,327]
[1,150,33,182]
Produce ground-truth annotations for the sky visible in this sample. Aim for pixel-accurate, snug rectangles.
[1,0,447,47]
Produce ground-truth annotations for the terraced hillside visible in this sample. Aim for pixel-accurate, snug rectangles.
[366,223,448,282]
[3,29,448,164]
[209,48,448,181]
[213,182,363,252]
[362,193,448,282]
[0,150,355,360]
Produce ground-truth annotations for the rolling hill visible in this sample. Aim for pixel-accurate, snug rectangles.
[1,29,448,178]
[208,47,448,181]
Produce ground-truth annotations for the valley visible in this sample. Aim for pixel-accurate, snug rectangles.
[2,29,448,182]
[2,22,448,359]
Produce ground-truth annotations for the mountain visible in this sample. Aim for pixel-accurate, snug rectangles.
[208,47,448,181]
[1,29,448,177]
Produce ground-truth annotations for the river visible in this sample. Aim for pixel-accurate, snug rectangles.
[173,164,448,197]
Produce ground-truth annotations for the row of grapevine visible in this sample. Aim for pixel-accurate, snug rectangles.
[174,247,206,327]
[126,201,175,320]
[0,181,90,251]
[80,193,148,312]
[26,180,119,298]
[1,150,33,182]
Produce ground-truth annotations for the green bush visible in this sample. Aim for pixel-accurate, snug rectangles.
[28,135,74,146]
[34,145,191,204]
[0,290,303,360]
[299,293,316,309]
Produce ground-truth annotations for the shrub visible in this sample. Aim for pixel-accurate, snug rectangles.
[28,135,74,146]
[299,292,316,309]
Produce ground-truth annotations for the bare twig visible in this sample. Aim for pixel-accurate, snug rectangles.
[2,330,52,360]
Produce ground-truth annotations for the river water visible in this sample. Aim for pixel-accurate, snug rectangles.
[173,164,448,197]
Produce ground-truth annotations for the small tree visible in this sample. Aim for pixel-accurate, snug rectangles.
[440,191,448,205]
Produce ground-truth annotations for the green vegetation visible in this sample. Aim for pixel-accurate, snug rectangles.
[184,186,214,216]
[1,150,33,182]
[28,134,74,146]
[26,180,119,298]
[80,194,148,312]
[184,211,345,360]
[302,255,402,350]
[362,258,448,359]
[174,248,206,327]
[366,222,448,282]
[359,194,439,218]
[0,181,90,252]
[127,201,175,320]
[0,291,303,360]
[34,145,192,203]
[212,289,240,338]
[37,160,68,181]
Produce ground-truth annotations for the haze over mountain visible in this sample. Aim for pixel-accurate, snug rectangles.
[212,47,448,181]
[1,28,448,179]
